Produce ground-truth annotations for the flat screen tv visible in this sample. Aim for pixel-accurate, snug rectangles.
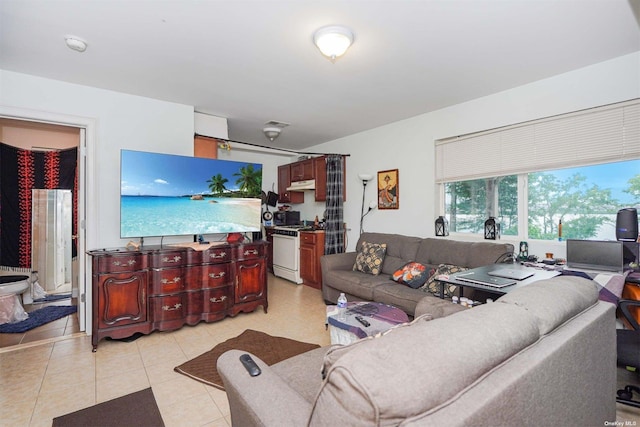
[120,149,262,238]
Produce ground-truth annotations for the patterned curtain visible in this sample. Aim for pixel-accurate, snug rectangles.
[324,155,345,255]
[0,143,78,269]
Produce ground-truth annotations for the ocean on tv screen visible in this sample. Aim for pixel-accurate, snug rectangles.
[120,195,261,237]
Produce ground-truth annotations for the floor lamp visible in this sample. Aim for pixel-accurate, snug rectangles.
[358,174,373,234]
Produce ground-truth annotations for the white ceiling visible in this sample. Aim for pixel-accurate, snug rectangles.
[1,0,639,150]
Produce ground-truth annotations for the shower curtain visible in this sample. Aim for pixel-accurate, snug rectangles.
[324,155,345,255]
[0,142,78,270]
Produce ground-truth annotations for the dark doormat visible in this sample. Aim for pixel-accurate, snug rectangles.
[174,329,320,390]
[52,388,164,427]
[0,305,76,333]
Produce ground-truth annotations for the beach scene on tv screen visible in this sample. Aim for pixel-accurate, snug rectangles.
[121,150,262,237]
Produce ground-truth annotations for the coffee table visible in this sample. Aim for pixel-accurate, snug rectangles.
[437,264,560,298]
[326,301,409,345]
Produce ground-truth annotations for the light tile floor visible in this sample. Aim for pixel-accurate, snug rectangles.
[1,274,639,426]
[0,275,331,427]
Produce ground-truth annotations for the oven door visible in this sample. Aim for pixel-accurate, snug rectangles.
[272,234,299,272]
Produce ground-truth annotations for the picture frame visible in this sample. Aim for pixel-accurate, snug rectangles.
[377,169,399,209]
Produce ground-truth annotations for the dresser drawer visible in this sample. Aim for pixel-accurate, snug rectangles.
[96,254,146,273]
[203,287,231,313]
[237,244,265,260]
[150,294,187,322]
[150,267,185,294]
[149,252,185,268]
[202,263,232,289]
[203,247,232,263]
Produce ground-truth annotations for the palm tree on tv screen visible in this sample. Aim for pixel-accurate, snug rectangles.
[234,164,262,198]
[207,174,228,196]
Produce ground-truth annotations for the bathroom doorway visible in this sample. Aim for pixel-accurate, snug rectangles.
[0,118,84,348]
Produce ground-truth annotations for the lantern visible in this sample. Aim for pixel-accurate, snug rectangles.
[484,217,501,240]
[435,216,449,237]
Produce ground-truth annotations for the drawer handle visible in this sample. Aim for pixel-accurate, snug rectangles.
[208,272,226,279]
[210,296,228,303]
[162,303,182,311]
[244,249,259,256]
[162,255,182,263]
[161,277,181,285]
[113,259,136,267]
[209,252,228,259]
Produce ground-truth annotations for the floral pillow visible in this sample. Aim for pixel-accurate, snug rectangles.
[419,263,468,297]
[353,241,387,275]
[392,262,429,289]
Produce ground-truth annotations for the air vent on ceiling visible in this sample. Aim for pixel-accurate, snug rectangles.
[264,120,290,128]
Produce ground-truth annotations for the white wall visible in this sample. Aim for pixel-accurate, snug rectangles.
[308,52,640,254]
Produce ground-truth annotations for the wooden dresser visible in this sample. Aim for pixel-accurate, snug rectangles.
[88,241,267,350]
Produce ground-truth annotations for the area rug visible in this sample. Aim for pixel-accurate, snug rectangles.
[52,388,164,427]
[174,329,320,390]
[34,293,72,302]
[0,305,76,333]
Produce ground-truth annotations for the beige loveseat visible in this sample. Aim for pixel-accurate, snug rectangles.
[218,276,616,426]
[321,232,514,317]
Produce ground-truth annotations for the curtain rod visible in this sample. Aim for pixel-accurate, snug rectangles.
[194,133,350,157]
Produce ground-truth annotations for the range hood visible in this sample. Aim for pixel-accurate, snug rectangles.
[286,179,316,191]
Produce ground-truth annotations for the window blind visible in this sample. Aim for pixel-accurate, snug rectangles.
[435,99,640,183]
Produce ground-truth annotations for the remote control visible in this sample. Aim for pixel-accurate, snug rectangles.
[355,315,370,327]
[239,353,261,377]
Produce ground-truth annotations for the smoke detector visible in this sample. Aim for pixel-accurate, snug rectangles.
[65,36,87,52]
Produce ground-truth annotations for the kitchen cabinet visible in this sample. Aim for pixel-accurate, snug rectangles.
[89,241,268,350]
[277,157,346,204]
[300,231,325,289]
[277,164,304,204]
[291,159,314,181]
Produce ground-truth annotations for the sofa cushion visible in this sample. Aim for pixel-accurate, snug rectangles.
[497,275,598,335]
[357,233,422,275]
[372,283,432,315]
[271,346,332,404]
[392,262,429,289]
[323,269,392,301]
[420,263,468,296]
[310,303,540,426]
[415,238,514,268]
[353,241,387,275]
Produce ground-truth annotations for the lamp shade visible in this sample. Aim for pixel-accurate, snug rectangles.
[435,216,449,237]
[313,26,354,61]
[484,217,501,240]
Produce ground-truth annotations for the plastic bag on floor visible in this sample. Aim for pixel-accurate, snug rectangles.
[0,294,29,325]
[32,280,47,300]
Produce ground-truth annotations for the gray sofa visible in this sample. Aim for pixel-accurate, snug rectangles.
[218,276,616,426]
[321,232,515,317]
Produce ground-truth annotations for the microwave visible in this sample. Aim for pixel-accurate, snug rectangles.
[273,211,300,226]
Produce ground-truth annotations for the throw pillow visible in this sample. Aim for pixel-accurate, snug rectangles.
[419,263,468,297]
[353,241,387,275]
[392,262,429,289]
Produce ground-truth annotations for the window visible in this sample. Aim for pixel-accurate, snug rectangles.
[445,176,518,236]
[436,100,640,241]
[444,159,640,240]
[528,160,640,240]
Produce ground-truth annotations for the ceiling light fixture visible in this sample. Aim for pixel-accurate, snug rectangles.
[263,126,281,142]
[313,25,354,62]
[65,36,87,53]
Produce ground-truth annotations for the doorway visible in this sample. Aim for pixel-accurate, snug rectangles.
[0,117,86,348]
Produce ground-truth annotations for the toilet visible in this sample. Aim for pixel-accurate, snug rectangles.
[0,275,31,296]
[0,275,30,324]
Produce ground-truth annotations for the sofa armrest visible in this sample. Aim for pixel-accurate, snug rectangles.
[217,350,312,427]
[320,252,357,273]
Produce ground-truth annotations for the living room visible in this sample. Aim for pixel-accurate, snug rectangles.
[1,1,639,425]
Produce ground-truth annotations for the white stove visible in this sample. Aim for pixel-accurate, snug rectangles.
[272,225,309,284]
